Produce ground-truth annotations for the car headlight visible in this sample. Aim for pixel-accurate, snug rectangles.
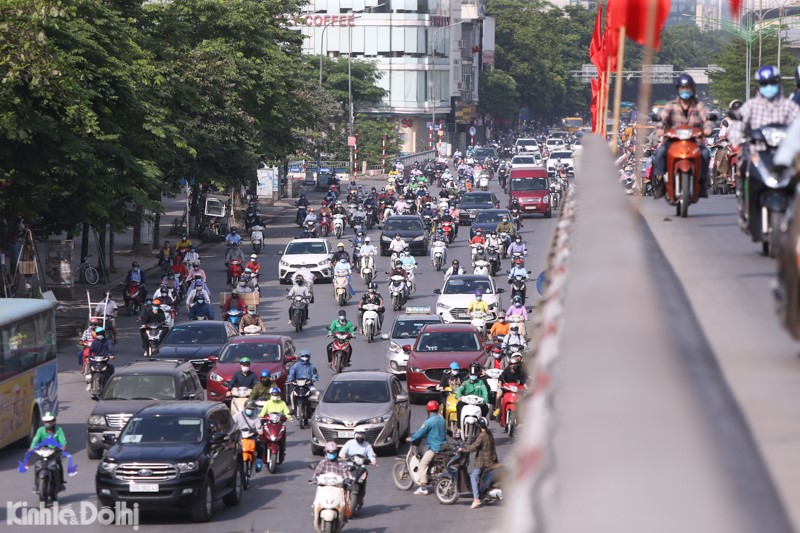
[318,260,329,266]
[390,341,401,353]
[88,415,106,426]
[368,414,392,424]
[208,372,224,383]
[176,461,199,473]
[99,461,118,473]
[437,303,451,311]
[315,415,335,424]
[543,195,550,204]
[412,235,425,242]
[408,366,423,373]
[280,260,289,267]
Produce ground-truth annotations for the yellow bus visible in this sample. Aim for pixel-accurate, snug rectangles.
[0,298,58,448]
[561,117,584,133]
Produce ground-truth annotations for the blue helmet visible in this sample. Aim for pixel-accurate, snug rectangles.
[449,362,461,371]
[270,386,281,396]
[260,369,271,379]
[755,65,781,84]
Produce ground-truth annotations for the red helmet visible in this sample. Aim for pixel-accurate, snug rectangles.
[321,200,327,206]
[514,257,524,265]
[426,400,440,412]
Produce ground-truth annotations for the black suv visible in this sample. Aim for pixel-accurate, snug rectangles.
[86,360,206,459]
[96,402,243,522]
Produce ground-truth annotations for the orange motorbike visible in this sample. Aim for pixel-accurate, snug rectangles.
[662,125,704,217]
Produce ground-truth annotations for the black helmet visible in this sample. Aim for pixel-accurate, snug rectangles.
[477,417,488,430]
[452,259,460,266]
[674,73,696,91]
[728,99,743,112]
[244,399,256,410]
[469,362,481,376]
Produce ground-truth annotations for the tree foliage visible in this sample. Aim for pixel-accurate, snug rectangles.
[657,24,731,71]
[478,69,518,122]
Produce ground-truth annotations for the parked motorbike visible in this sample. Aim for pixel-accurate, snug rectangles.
[435,450,503,506]
[260,412,287,473]
[362,303,381,343]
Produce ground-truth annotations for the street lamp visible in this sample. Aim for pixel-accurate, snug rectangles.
[430,21,464,154]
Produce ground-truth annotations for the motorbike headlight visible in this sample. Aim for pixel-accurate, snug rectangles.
[762,127,787,147]
[208,372,224,383]
[100,461,118,474]
[315,415,335,424]
[280,260,289,267]
[176,461,199,473]
[88,415,106,426]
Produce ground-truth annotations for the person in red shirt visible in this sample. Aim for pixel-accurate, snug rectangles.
[470,229,486,246]
[246,254,261,277]
[170,255,189,280]
[222,290,246,313]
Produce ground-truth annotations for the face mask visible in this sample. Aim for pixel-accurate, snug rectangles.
[244,409,254,416]
[261,379,270,384]
[515,302,522,307]
[678,90,693,100]
[759,84,780,100]
[271,395,280,401]
[470,375,478,381]
[241,366,249,373]
[300,357,309,363]
[326,453,338,461]
[249,311,254,315]
[355,436,365,444]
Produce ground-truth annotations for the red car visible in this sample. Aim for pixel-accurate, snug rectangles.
[508,167,552,218]
[206,335,299,401]
[404,324,486,403]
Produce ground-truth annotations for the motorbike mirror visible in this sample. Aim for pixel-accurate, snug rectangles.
[209,432,228,445]
[277,250,283,255]
[91,393,100,401]
[650,113,662,123]
[433,289,441,294]
[707,113,718,123]
[496,288,505,293]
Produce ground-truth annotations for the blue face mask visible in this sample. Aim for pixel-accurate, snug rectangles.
[326,453,338,461]
[244,409,254,417]
[470,375,478,381]
[759,83,780,100]
[678,90,693,100]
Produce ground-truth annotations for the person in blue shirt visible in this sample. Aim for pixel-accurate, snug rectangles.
[351,230,367,266]
[189,294,214,320]
[287,349,320,397]
[123,261,147,300]
[507,257,529,282]
[225,227,242,246]
[405,400,446,496]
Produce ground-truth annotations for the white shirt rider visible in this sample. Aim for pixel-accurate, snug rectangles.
[334,260,352,277]
[389,237,407,254]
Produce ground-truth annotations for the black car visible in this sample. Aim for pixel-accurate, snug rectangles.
[96,401,243,522]
[154,321,239,385]
[380,215,428,256]
[86,360,206,459]
[472,147,498,161]
[458,192,501,225]
[469,209,512,239]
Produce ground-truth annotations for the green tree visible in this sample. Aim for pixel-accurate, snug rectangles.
[658,24,731,70]
[478,69,518,122]
[709,36,793,105]
[352,115,401,168]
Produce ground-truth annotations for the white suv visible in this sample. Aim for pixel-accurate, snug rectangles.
[278,238,333,283]
[434,275,504,323]
[546,150,574,176]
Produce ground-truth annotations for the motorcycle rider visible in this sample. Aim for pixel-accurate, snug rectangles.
[187,261,206,283]
[388,258,410,300]
[227,357,257,395]
[470,229,486,247]
[185,277,210,310]
[340,427,377,466]
[439,208,458,238]
[189,294,215,320]
[358,283,385,334]
[93,297,119,341]
[157,241,174,270]
[357,236,377,267]
[472,245,489,268]
[399,249,417,271]
[175,233,192,252]
[138,299,168,356]
[494,354,529,419]
[327,310,357,368]
[506,296,530,323]
[258,386,293,420]
[405,400,446,496]
[296,193,309,208]
[489,315,510,339]
[246,254,261,278]
[388,234,407,256]
[249,370,274,400]
[502,323,527,352]
[331,242,350,267]
[225,227,242,246]
[507,235,527,257]
[239,307,266,334]
[30,412,68,492]
[226,240,245,267]
[508,257,529,282]
[313,441,354,484]
[351,230,367,266]
[495,216,515,238]
[319,200,333,225]
[123,261,147,301]
[485,230,501,251]
[287,349,320,403]
[429,227,449,264]
[653,73,714,198]
[333,257,356,298]
[287,275,312,324]
[77,317,99,369]
[222,288,246,316]
[457,417,499,509]
[467,289,489,318]
[87,327,115,390]
[456,363,490,421]
[233,399,265,470]
[153,282,178,309]
[437,361,464,403]
[184,246,200,266]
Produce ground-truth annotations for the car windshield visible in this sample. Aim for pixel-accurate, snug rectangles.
[515,139,537,148]
[102,375,177,400]
[511,178,548,191]
[219,342,281,363]
[392,318,439,339]
[384,219,424,231]
[473,211,509,223]
[120,416,204,444]
[461,194,493,207]
[416,331,481,352]
[285,242,327,255]
[550,152,571,160]
[473,149,497,159]
[512,157,535,165]
[546,139,564,146]
[443,277,494,294]
[163,325,227,345]
[322,380,390,403]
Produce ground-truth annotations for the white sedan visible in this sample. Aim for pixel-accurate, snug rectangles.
[434,275,504,324]
[278,238,333,283]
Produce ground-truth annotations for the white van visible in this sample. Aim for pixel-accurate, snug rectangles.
[515,138,540,154]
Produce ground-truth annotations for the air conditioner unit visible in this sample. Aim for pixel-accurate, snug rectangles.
[457,40,467,48]
[453,59,460,65]
[456,82,464,90]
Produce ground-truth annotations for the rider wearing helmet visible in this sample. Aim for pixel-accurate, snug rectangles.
[358,283,385,333]
[331,242,350,266]
[232,399,265,468]
[138,298,167,355]
[339,427,378,465]
[249,370,274,400]
[430,227,449,264]
[456,362,490,421]
[653,73,714,199]
[30,411,68,492]
[227,357,257,394]
[467,289,489,317]
[470,228,486,246]
[314,441,354,483]
[508,256,529,282]
[456,415,500,509]
[239,306,266,335]
[406,400,446,496]
[444,259,465,277]
[327,310,357,368]
[495,354,529,420]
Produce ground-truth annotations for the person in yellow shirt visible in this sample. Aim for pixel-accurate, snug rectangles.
[489,315,510,339]
[467,289,489,317]
[175,233,192,252]
[258,387,293,463]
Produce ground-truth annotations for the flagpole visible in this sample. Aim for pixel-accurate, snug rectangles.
[610,25,626,155]
[634,0,658,197]
[596,74,604,134]
[602,57,612,136]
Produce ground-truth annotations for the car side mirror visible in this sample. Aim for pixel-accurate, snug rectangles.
[380,333,390,340]
[91,393,100,401]
[286,354,297,362]
[402,345,412,353]
[277,251,283,256]
[433,289,441,294]
[208,355,217,364]
[102,432,117,445]
[497,288,505,293]
[209,432,228,445]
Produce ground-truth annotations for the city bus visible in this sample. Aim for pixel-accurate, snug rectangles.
[0,298,58,449]
[561,117,584,133]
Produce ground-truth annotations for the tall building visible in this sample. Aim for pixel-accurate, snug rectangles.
[294,0,494,153]
[667,0,699,25]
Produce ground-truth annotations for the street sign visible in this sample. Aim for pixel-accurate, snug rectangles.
[347,136,357,147]
[438,130,444,137]
[469,126,476,136]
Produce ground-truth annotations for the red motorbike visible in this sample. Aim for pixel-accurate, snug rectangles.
[500,383,522,438]
[441,221,455,244]
[123,282,143,316]
[319,214,331,237]
[228,260,243,286]
[727,143,739,193]
[330,332,353,374]
[260,412,287,474]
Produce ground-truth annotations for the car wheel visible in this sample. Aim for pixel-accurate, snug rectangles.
[408,392,424,405]
[384,425,400,455]
[222,464,243,506]
[311,443,324,456]
[190,476,214,522]
[87,445,102,460]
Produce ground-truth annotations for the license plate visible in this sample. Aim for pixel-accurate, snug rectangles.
[129,483,159,493]
[337,430,355,439]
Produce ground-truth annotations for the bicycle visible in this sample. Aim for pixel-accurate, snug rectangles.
[77,256,100,285]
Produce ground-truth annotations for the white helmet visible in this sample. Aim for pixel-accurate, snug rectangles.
[250,254,257,260]
[364,237,371,243]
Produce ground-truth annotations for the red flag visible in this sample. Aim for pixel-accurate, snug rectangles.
[728,0,742,19]
[604,27,619,72]
[607,0,671,50]
[589,6,604,73]
[590,77,600,131]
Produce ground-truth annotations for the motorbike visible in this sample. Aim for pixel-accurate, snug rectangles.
[331,332,353,374]
[228,259,243,286]
[459,394,485,444]
[241,428,259,489]
[441,221,455,244]
[479,171,490,191]
[123,282,143,316]
[296,205,308,227]
[87,352,113,395]
[319,214,331,237]
[260,412,287,474]
[290,295,309,332]
[250,225,264,253]
[500,382,522,437]
[550,181,561,208]
[143,322,165,358]
[486,246,501,276]
[507,314,527,340]
[498,166,508,189]
[510,275,527,304]
[389,275,408,311]
[29,445,64,507]
[291,378,318,429]
[441,385,460,432]
[470,309,488,340]
[402,264,416,295]
[334,274,350,306]
[431,241,447,271]
[473,259,490,277]
[224,307,243,326]
[497,233,512,258]
[229,386,252,416]
[359,252,376,285]
[510,208,522,230]
[312,472,349,533]
[435,450,503,506]
[302,221,318,239]
[346,454,370,516]
[392,443,448,491]
[333,214,346,239]
[362,303,381,343]
[737,124,790,257]
[484,367,503,415]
